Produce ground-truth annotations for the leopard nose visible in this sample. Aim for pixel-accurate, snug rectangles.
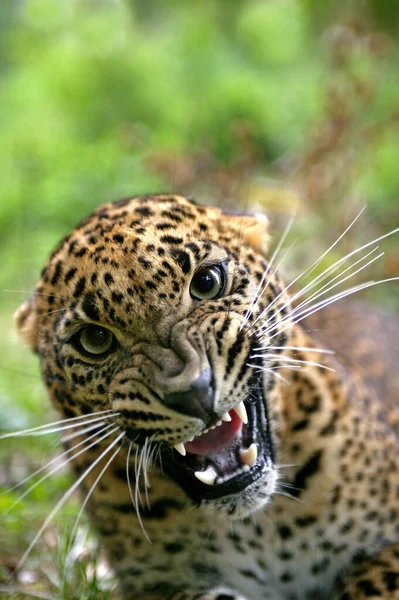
[162,368,214,420]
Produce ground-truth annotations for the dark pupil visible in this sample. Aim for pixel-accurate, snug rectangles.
[194,271,215,294]
[87,326,107,346]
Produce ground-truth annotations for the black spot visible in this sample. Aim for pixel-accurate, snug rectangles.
[295,515,317,527]
[75,247,87,257]
[50,260,63,285]
[81,292,100,321]
[112,233,124,244]
[64,267,77,284]
[278,525,293,540]
[169,248,191,275]
[73,277,86,298]
[104,273,114,286]
[161,235,184,245]
[111,292,123,305]
[163,542,183,554]
[291,418,310,431]
[311,557,330,575]
[383,570,398,592]
[135,206,154,217]
[291,450,323,497]
[356,579,381,596]
[138,256,152,269]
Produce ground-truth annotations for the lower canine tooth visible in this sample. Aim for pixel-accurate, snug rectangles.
[194,466,217,486]
[234,401,248,425]
[174,443,186,456]
[240,442,258,466]
[221,411,232,422]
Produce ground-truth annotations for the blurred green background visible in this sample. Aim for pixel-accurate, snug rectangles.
[0,0,398,597]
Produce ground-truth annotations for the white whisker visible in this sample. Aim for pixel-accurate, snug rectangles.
[246,363,290,385]
[248,206,368,332]
[5,424,117,513]
[65,442,122,566]
[251,353,335,373]
[0,410,118,440]
[61,420,107,443]
[267,277,399,343]
[126,442,151,543]
[253,345,335,355]
[2,289,68,301]
[14,429,124,573]
[242,210,297,330]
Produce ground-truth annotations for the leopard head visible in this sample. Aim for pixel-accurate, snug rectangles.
[15,194,292,518]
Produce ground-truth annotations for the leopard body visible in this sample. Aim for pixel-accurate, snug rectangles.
[15,194,399,599]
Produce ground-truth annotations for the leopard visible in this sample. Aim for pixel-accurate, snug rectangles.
[13,193,399,599]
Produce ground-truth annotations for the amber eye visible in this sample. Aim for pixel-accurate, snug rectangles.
[190,265,225,300]
[79,326,114,356]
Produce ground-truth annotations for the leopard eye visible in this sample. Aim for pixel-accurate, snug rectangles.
[79,325,114,356]
[190,265,225,301]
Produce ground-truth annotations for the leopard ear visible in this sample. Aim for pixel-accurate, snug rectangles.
[231,213,270,256]
[242,213,269,255]
[14,296,39,353]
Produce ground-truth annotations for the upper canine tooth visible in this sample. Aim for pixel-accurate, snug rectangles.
[240,442,258,467]
[174,443,186,456]
[194,466,217,486]
[221,411,232,422]
[234,401,248,425]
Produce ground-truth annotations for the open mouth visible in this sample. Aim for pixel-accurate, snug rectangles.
[162,374,274,502]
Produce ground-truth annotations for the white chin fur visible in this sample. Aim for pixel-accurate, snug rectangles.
[200,467,279,520]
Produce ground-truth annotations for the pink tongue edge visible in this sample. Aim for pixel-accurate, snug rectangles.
[184,410,242,456]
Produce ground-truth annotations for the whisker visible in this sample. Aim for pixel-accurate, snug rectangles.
[255,246,383,339]
[1,289,68,301]
[291,246,381,317]
[127,442,151,543]
[248,206,368,332]
[4,424,117,513]
[0,410,118,440]
[267,277,399,342]
[273,490,302,503]
[246,363,290,385]
[37,307,68,319]
[254,225,398,339]
[253,345,335,355]
[13,429,124,574]
[61,420,108,443]
[64,442,122,568]
[242,210,297,330]
[250,353,335,373]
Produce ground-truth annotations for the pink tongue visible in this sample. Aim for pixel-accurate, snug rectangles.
[185,411,242,456]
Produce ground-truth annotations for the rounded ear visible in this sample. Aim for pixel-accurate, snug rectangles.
[234,213,270,256]
[14,297,39,353]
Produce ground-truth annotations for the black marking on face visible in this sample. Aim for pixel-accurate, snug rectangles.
[169,248,191,275]
[81,292,100,321]
[291,449,323,497]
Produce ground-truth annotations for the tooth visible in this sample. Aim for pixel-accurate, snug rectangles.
[174,443,186,456]
[194,466,217,486]
[221,412,232,422]
[210,425,216,430]
[233,401,248,424]
[240,442,258,467]
[216,420,222,427]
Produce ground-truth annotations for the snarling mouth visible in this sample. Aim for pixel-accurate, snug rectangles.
[163,375,274,502]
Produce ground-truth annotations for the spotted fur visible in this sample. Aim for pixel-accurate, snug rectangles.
[15,194,399,599]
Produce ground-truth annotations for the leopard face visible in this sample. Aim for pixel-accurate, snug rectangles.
[16,194,292,518]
